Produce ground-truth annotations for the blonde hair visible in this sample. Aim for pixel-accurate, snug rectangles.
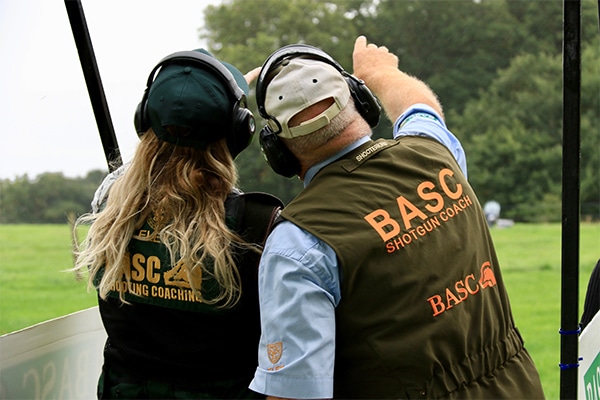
[73,130,255,307]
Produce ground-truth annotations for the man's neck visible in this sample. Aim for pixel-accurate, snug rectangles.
[297,119,371,180]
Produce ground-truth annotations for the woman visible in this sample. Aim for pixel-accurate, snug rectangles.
[73,49,280,399]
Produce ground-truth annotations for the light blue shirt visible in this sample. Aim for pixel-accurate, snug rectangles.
[249,104,467,399]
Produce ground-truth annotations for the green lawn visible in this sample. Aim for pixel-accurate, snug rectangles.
[0,224,97,334]
[0,223,598,399]
[489,223,599,399]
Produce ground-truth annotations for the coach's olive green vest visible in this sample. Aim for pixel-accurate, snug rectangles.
[282,138,544,399]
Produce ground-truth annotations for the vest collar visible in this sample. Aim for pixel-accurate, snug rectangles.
[304,136,371,186]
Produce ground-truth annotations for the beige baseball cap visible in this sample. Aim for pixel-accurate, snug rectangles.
[264,58,351,139]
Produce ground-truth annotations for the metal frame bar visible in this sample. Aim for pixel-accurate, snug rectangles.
[560,1,581,398]
[64,0,121,171]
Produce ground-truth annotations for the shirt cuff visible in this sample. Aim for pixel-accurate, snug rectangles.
[393,103,445,136]
[249,367,333,399]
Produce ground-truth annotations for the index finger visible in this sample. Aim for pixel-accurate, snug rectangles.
[244,67,261,84]
[354,35,367,51]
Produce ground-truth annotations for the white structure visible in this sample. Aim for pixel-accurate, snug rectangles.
[0,307,106,399]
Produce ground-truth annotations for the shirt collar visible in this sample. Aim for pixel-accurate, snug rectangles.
[303,136,371,186]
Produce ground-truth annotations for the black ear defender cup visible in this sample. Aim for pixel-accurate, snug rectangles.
[258,127,301,178]
[343,73,381,128]
[134,51,255,158]
[255,44,381,177]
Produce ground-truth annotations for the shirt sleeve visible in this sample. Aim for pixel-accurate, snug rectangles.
[90,163,128,213]
[393,103,468,178]
[249,221,340,399]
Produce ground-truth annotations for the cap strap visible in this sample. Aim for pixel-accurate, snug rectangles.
[286,101,343,138]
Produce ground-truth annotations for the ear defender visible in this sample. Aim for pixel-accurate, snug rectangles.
[133,93,148,136]
[259,125,301,178]
[228,97,256,158]
[343,73,381,128]
[255,44,381,177]
[133,51,255,158]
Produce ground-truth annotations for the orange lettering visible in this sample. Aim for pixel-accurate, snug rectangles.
[445,288,461,309]
[364,209,400,241]
[463,194,473,206]
[455,280,469,301]
[439,168,463,200]
[465,274,479,294]
[429,271,483,318]
[479,261,497,288]
[386,237,404,253]
[427,295,446,316]
[396,196,428,230]
[417,181,444,212]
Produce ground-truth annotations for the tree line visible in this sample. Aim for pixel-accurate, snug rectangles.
[1,0,598,223]
[0,171,105,224]
[204,0,599,222]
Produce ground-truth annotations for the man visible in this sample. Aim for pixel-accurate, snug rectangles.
[249,36,544,399]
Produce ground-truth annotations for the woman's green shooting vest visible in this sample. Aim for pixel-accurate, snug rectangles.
[97,192,282,398]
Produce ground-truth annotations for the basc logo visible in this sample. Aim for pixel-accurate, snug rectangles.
[426,261,497,317]
[267,342,283,364]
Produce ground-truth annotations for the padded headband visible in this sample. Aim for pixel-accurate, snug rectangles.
[145,50,246,104]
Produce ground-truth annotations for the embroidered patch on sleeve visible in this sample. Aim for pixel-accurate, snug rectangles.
[399,112,439,129]
[266,341,285,371]
[267,341,282,364]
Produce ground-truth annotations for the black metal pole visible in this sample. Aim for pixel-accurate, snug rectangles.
[64,0,122,171]
[560,0,581,399]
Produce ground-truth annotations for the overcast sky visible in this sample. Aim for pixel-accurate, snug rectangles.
[0,0,223,180]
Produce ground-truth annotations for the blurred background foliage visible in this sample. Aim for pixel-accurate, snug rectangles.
[1,0,598,222]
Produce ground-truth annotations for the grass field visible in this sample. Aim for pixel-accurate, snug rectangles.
[0,222,599,398]
[0,224,97,334]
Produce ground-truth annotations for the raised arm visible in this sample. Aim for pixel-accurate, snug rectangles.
[352,35,444,122]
